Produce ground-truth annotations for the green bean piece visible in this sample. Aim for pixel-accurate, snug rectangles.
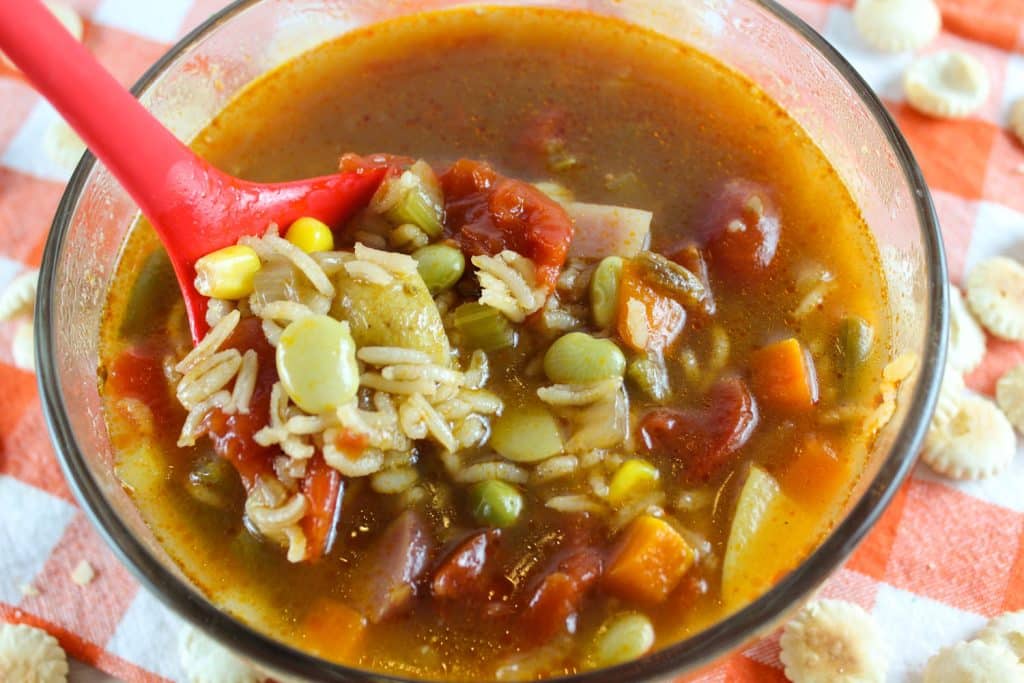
[468,480,524,528]
[186,454,242,509]
[453,302,516,352]
[627,355,669,401]
[544,332,626,384]
[634,251,709,312]
[587,612,656,669]
[590,256,624,329]
[835,316,874,391]
[490,405,564,462]
[413,244,466,295]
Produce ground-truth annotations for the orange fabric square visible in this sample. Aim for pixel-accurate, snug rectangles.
[82,23,168,90]
[965,335,1024,396]
[1004,532,1024,612]
[982,131,1024,215]
[931,190,977,285]
[2,402,74,501]
[0,167,65,263]
[0,365,41,436]
[725,656,789,682]
[784,0,831,31]
[885,478,1024,617]
[938,0,1024,52]
[845,481,910,580]
[20,514,139,649]
[887,101,999,200]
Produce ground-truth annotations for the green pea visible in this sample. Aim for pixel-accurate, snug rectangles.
[590,256,624,329]
[468,480,524,528]
[587,612,655,669]
[544,332,626,384]
[413,244,466,295]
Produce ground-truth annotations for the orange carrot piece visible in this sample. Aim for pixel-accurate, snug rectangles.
[300,599,367,663]
[616,264,686,352]
[603,515,694,605]
[780,434,851,512]
[749,337,817,412]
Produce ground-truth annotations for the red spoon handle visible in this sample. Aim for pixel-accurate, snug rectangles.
[0,0,205,227]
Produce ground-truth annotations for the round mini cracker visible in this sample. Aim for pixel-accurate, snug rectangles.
[976,610,1024,662]
[779,599,886,683]
[967,257,1024,341]
[179,625,265,683]
[924,393,1016,480]
[1011,99,1024,146]
[923,640,1024,683]
[0,622,69,683]
[904,51,990,119]
[948,284,986,373]
[997,366,1024,433]
[931,363,965,429]
[853,0,940,52]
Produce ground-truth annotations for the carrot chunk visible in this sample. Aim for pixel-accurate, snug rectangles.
[779,434,851,512]
[300,599,367,663]
[616,263,686,352]
[603,515,694,605]
[749,337,818,412]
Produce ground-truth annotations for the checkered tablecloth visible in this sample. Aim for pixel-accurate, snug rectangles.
[0,1,1021,681]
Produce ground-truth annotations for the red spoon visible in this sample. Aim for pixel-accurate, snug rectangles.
[0,0,385,342]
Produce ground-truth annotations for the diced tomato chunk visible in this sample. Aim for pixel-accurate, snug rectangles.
[640,378,759,483]
[432,529,502,599]
[203,317,278,490]
[441,160,573,290]
[107,345,176,418]
[520,547,603,642]
[700,179,780,281]
[301,454,344,561]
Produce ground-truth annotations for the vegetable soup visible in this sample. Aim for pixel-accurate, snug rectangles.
[99,6,897,679]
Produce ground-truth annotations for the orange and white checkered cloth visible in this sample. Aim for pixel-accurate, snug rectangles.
[0,1,1021,681]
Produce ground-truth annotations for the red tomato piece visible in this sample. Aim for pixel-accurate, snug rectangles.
[700,179,780,281]
[432,529,502,599]
[441,160,573,290]
[203,317,278,490]
[639,377,760,483]
[301,454,344,561]
[520,547,603,642]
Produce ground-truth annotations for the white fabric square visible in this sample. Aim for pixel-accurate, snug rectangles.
[0,100,75,183]
[821,6,915,102]
[0,475,76,604]
[872,583,987,681]
[92,0,192,43]
[962,201,1024,277]
[1000,54,1024,126]
[914,454,1024,514]
[106,589,188,681]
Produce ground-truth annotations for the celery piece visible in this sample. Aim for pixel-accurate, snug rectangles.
[119,248,176,340]
[627,355,669,401]
[371,160,445,237]
[634,251,708,312]
[453,302,516,352]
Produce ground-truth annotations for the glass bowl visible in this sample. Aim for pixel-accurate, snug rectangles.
[36,0,947,680]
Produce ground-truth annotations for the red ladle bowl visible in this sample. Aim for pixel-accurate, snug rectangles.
[0,0,385,342]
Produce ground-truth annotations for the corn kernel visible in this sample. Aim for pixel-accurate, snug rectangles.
[607,458,660,506]
[285,216,334,253]
[193,245,261,300]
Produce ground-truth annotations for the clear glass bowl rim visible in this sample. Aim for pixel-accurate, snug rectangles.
[34,1,948,681]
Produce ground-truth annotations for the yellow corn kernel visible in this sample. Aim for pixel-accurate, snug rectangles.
[285,216,334,253]
[607,459,660,506]
[193,245,261,300]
